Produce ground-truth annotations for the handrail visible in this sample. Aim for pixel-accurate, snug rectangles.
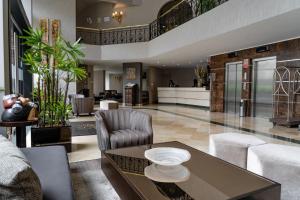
[76,0,228,45]
[76,27,100,31]
[77,24,149,32]
[159,0,186,18]
[102,24,149,31]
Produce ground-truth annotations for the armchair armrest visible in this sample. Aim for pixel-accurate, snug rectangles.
[95,112,110,151]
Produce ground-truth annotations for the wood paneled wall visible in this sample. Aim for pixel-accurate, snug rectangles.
[210,38,300,113]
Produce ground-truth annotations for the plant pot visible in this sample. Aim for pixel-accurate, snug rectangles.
[31,125,72,152]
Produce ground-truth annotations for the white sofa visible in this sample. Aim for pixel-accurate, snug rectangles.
[248,144,300,200]
[209,132,266,168]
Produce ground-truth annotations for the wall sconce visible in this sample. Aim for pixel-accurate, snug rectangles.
[112,10,124,24]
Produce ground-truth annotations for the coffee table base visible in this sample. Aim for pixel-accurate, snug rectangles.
[101,152,142,200]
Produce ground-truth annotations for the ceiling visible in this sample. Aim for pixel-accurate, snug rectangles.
[76,0,143,13]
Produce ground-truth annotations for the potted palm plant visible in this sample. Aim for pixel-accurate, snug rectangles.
[21,29,87,151]
[195,65,208,87]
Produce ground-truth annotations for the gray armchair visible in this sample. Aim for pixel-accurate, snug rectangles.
[71,96,94,116]
[95,109,153,151]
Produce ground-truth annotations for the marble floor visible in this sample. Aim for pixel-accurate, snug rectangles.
[68,104,300,163]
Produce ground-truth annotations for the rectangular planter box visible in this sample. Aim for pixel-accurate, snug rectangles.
[31,126,72,152]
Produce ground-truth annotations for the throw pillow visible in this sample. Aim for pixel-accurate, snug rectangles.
[0,135,42,200]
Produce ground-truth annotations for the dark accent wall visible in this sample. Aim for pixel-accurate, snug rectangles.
[77,65,94,97]
[123,63,143,104]
[210,37,300,113]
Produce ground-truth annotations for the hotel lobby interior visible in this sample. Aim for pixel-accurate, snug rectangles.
[1,0,300,199]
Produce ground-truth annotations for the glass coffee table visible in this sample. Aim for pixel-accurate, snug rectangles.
[101,141,280,200]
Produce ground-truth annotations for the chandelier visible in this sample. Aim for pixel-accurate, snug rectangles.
[112,10,124,24]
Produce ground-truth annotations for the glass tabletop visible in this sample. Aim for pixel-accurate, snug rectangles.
[104,141,278,200]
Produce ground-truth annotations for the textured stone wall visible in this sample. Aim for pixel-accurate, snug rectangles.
[210,38,300,113]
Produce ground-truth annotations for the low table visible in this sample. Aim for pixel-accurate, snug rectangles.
[100,100,119,110]
[0,120,38,148]
[101,141,280,200]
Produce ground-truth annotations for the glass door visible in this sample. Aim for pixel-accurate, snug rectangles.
[10,18,25,94]
[225,62,243,114]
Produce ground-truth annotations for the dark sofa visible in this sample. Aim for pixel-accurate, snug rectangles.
[21,146,74,200]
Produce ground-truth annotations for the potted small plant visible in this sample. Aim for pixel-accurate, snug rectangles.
[21,29,87,151]
[194,65,208,87]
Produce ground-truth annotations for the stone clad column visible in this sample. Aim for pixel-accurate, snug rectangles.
[241,59,252,117]
[123,63,143,105]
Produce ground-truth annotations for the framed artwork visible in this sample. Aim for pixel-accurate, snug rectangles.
[126,67,136,80]
[40,19,49,65]
[51,19,61,45]
[40,19,49,44]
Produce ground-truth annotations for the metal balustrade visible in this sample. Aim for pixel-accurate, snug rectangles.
[76,0,228,45]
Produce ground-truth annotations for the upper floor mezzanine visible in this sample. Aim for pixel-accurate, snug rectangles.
[76,0,228,46]
[77,0,300,66]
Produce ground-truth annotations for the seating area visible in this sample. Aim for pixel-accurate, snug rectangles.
[1,0,300,200]
[95,109,153,150]
[0,136,73,200]
[210,133,300,200]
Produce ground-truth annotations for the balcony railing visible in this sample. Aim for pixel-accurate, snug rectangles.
[77,0,228,45]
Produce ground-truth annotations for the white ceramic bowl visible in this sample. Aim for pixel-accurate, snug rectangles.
[144,147,191,166]
[144,164,190,183]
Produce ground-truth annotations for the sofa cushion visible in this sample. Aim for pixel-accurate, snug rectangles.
[110,129,152,149]
[21,146,74,200]
[209,133,266,168]
[0,136,42,200]
[248,144,300,200]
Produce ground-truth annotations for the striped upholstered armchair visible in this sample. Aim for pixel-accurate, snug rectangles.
[71,96,94,116]
[95,109,153,151]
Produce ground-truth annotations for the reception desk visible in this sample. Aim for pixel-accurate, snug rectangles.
[158,87,210,107]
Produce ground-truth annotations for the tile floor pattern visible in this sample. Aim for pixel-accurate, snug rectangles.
[68,104,300,162]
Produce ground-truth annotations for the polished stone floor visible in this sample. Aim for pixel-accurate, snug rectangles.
[68,104,300,163]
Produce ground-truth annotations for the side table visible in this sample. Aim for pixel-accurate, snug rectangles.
[0,120,38,148]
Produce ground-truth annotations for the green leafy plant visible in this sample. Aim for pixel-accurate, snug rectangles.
[21,28,87,127]
[190,0,217,16]
[195,65,208,79]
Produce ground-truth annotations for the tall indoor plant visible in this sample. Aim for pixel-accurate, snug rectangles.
[195,65,208,87]
[21,28,87,151]
[189,0,217,16]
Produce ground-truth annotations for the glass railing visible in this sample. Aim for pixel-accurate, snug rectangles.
[76,0,228,45]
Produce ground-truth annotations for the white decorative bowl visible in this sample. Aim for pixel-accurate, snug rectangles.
[144,164,190,183]
[144,147,191,166]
